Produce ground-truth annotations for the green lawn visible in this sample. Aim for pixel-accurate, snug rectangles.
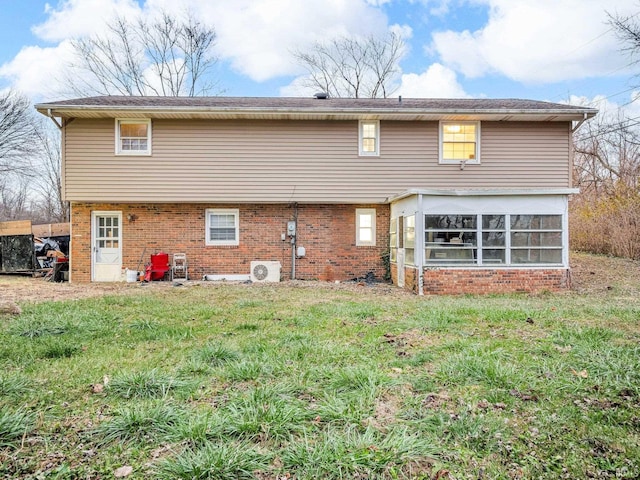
[1,282,639,479]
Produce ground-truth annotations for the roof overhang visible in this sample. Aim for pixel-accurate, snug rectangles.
[35,104,597,122]
[387,188,580,203]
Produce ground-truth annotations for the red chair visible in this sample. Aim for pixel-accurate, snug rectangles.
[144,252,170,281]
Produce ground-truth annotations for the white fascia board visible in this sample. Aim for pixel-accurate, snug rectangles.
[386,188,580,203]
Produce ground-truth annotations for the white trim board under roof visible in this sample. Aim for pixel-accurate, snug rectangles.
[36,96,598,122]
[387,188,581,203]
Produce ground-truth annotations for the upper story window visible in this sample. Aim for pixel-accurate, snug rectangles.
[356,208,376,246]
[206,208,239,246]
[116,119,151,155]
[359,120,379,156]
[440,121,479,164]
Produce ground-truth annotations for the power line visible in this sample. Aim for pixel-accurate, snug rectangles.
[575,114,640,142]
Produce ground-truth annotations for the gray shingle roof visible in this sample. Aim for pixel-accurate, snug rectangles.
[37,95,594,112]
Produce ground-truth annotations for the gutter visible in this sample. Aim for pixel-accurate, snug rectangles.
[386,188,580,203]
[35,104,599,123]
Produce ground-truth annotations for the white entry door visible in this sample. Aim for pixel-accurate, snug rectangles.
[92,211,122,282]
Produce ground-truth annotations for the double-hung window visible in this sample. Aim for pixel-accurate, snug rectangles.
[440,121,479,164]
[116,119,151,155]
[356,208,376,246]
[206,209,239,246]
[359,120,379,156]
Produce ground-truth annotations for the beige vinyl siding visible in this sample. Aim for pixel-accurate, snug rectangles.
[63,119,571,203]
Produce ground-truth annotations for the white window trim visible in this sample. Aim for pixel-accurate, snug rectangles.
[424,213,564,267]
[115,118,152,156]
[358,120,380,156]
[205,208,239,246]
[439,120,480,165]
[356,208,376,246]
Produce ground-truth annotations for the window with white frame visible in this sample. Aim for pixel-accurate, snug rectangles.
[404,214,415,265]
[116,119,151,155]
[359,120,379,156]
[389,217,398,262]
[424,213,563,266]
[206,209,239,246]
[356,208,376,246]
[440,121,479,164]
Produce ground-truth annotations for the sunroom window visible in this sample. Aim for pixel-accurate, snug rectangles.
[510,215,562,264]
[424,213,563,266]
[389,217,398,262]
[404,215,415,265]
[425,215,477,264]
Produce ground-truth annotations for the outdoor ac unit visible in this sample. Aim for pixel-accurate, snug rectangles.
[250,261,281,283]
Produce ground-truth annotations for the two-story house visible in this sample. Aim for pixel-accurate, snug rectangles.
[35,96,597,294]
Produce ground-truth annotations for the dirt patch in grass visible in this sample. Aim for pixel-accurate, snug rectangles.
[570,251,640,297]
[1,252,638,307]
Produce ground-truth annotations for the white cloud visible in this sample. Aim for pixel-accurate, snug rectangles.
[566,93,640,122]
[198,0,393,81]
[140,0,395,81]
[280,62,469,98]
[34,0,141,41]
[0,0,402,99]
[432,0,637,83]
[0,42,76,100]
[397,63,469,97]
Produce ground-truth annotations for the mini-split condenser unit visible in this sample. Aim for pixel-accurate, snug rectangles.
[250,261,281,283]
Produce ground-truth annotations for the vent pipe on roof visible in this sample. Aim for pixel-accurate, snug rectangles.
[314,92,329,99]
[398,95,402,104]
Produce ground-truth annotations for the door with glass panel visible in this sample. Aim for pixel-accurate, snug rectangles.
[91,212,122,281]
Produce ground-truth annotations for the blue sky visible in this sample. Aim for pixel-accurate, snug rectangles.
[0,0,637,116]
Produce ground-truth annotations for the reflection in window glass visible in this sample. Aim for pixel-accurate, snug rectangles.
[423,213,563,266]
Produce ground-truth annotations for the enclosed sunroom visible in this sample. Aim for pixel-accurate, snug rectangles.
[389,189,576,295]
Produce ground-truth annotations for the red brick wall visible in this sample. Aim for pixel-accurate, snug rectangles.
[70,203,389,283]
[422,268,570,295]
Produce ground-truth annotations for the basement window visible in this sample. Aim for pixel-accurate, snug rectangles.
[440,121,479,164]
[116,119,151,155]
[206,209,239,246]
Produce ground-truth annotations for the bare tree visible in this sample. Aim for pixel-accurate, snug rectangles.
[573,113,640,194]
[32,120,68,222]
[609,10,640,63]
[0,90,38,176]
[0,176,30,221]
[68,10,219,96]
[293,32,405,98]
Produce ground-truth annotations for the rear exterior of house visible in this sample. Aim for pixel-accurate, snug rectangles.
[36,96,596,294]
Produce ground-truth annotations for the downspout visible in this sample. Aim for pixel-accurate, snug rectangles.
[571,112,588,133]
[291,203,298,280]
[46,109,62,130]
[417,194,424,296]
